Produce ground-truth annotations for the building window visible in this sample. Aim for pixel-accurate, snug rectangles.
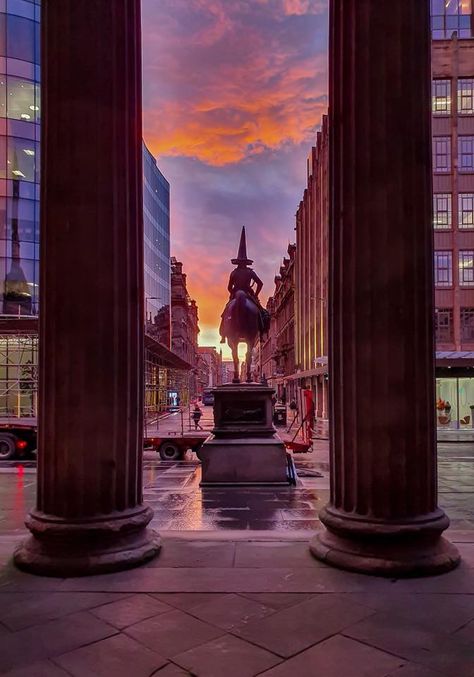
[435,251,453,287]
[461,307,474,341]
[458,78,474,115]
[431,0,473,40]
[459,250,474,286]
[7,137,37,182]
[434,194,452,229]
[459,193,474,228]
[435,308,454,343]
[433,79,451,115]
[459,136,474,172]
[433,137,451,173]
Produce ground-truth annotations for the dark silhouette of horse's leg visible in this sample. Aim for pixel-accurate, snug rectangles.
[231,340,240,383]
[245,341,252,382]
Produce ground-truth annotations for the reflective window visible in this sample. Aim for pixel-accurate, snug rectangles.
[6,77,38,121]
[433,136,451,173]
[7,137,37,182]
[431,0,473,38]
[435,250,453,287]
[0,14,5,58]
[0,78,5,118]
[459,135,474,172]
[459,193,474,228]
[459,250,474,285]
[458,79,474,115]
[433,79,451,115]
[0,136,6,179]
[461,307,474,340]
[434,193,452,228]
[6,15,34,62]
[435,308,454,342]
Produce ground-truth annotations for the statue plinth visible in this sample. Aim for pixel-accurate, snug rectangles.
[197,383,289,486]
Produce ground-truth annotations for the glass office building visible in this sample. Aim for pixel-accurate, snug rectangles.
[0,0,40,316]
[143,143,171,348]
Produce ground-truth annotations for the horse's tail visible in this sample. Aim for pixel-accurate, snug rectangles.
[234,290,246,333]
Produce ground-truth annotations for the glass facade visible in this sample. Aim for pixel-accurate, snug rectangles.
[431,0,474,39]
[436,376,474,429]
[0,0,40,317]
[143,143,171,348]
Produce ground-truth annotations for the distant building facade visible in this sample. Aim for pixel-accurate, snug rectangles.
[170,257,199,396]
[294,115,329,437]
[432,14,474,428]
[198,346,222,389]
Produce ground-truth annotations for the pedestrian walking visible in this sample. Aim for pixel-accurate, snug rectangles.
[192,404,203,430]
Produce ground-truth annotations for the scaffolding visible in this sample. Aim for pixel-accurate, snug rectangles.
[0,332,191,426]
[145,349,191,424]
[0,333,38,418]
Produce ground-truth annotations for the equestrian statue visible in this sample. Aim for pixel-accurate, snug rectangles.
[219,227,270,383]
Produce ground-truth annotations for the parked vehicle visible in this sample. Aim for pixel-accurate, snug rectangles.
[202,388,214,406]
[0,418,38,460]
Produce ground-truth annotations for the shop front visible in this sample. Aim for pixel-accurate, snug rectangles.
[436,352,474,430]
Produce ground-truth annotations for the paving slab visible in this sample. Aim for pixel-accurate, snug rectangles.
[260,634,405,677]
[151,592,229,611]
[387,664,450,677]
[341,592,474,634]
[238,592,313,609]
[173,634,282,677]
[153,665,191,677]
[0,592,132,631]
[343,610,474,677]
[234,541,320,568]
[125,608,224,658]
[2,660,71,677]
[0,611,117,673]
[146,539,235,568]
[90,593,173,629]
[53,633,167,677]
[233,593,375,658]
[186,593,276,630]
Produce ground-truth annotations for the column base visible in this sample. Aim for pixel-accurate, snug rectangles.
[14,505,161,577]
[310,506,460,577]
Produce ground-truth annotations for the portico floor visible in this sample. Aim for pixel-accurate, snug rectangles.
[0,531,473,676]
[0,441,473,675]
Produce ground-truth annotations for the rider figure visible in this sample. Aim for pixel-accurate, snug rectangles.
[219,227,268,343]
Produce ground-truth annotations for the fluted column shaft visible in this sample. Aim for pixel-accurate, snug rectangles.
[310,0,459,576]
[15,0,160,576]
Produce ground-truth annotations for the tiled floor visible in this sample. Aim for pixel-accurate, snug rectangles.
[0,534,474,676]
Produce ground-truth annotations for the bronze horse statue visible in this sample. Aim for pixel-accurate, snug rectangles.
[219,227,269,383]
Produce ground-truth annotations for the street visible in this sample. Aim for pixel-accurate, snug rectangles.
[1,414,473,537]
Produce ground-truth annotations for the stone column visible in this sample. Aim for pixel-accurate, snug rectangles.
[14,0,160,576]
[310,0,460,576]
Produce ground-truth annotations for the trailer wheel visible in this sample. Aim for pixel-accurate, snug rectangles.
[159,441,183,461]
[0,433,17,460]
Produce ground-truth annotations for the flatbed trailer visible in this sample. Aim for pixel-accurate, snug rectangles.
[0,417,209,462]
[145,432,209,460]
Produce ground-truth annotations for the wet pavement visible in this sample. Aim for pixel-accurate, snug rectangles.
[1,423,474,536]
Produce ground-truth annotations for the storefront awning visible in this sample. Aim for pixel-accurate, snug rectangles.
[145,334,192,371]
[436,351,474,368]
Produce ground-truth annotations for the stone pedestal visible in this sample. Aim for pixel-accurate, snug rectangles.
[310,0,460,577]
[14,0,160,576]
[198,384,289,486]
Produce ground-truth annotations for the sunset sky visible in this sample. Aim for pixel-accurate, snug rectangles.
[142,0,329,356]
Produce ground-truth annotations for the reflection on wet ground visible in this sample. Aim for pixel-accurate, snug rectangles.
[143,456,328,532]
[1,442,474,536]
[0,455,329,536]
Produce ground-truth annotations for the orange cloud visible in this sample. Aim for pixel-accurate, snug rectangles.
[142,0,328,166]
